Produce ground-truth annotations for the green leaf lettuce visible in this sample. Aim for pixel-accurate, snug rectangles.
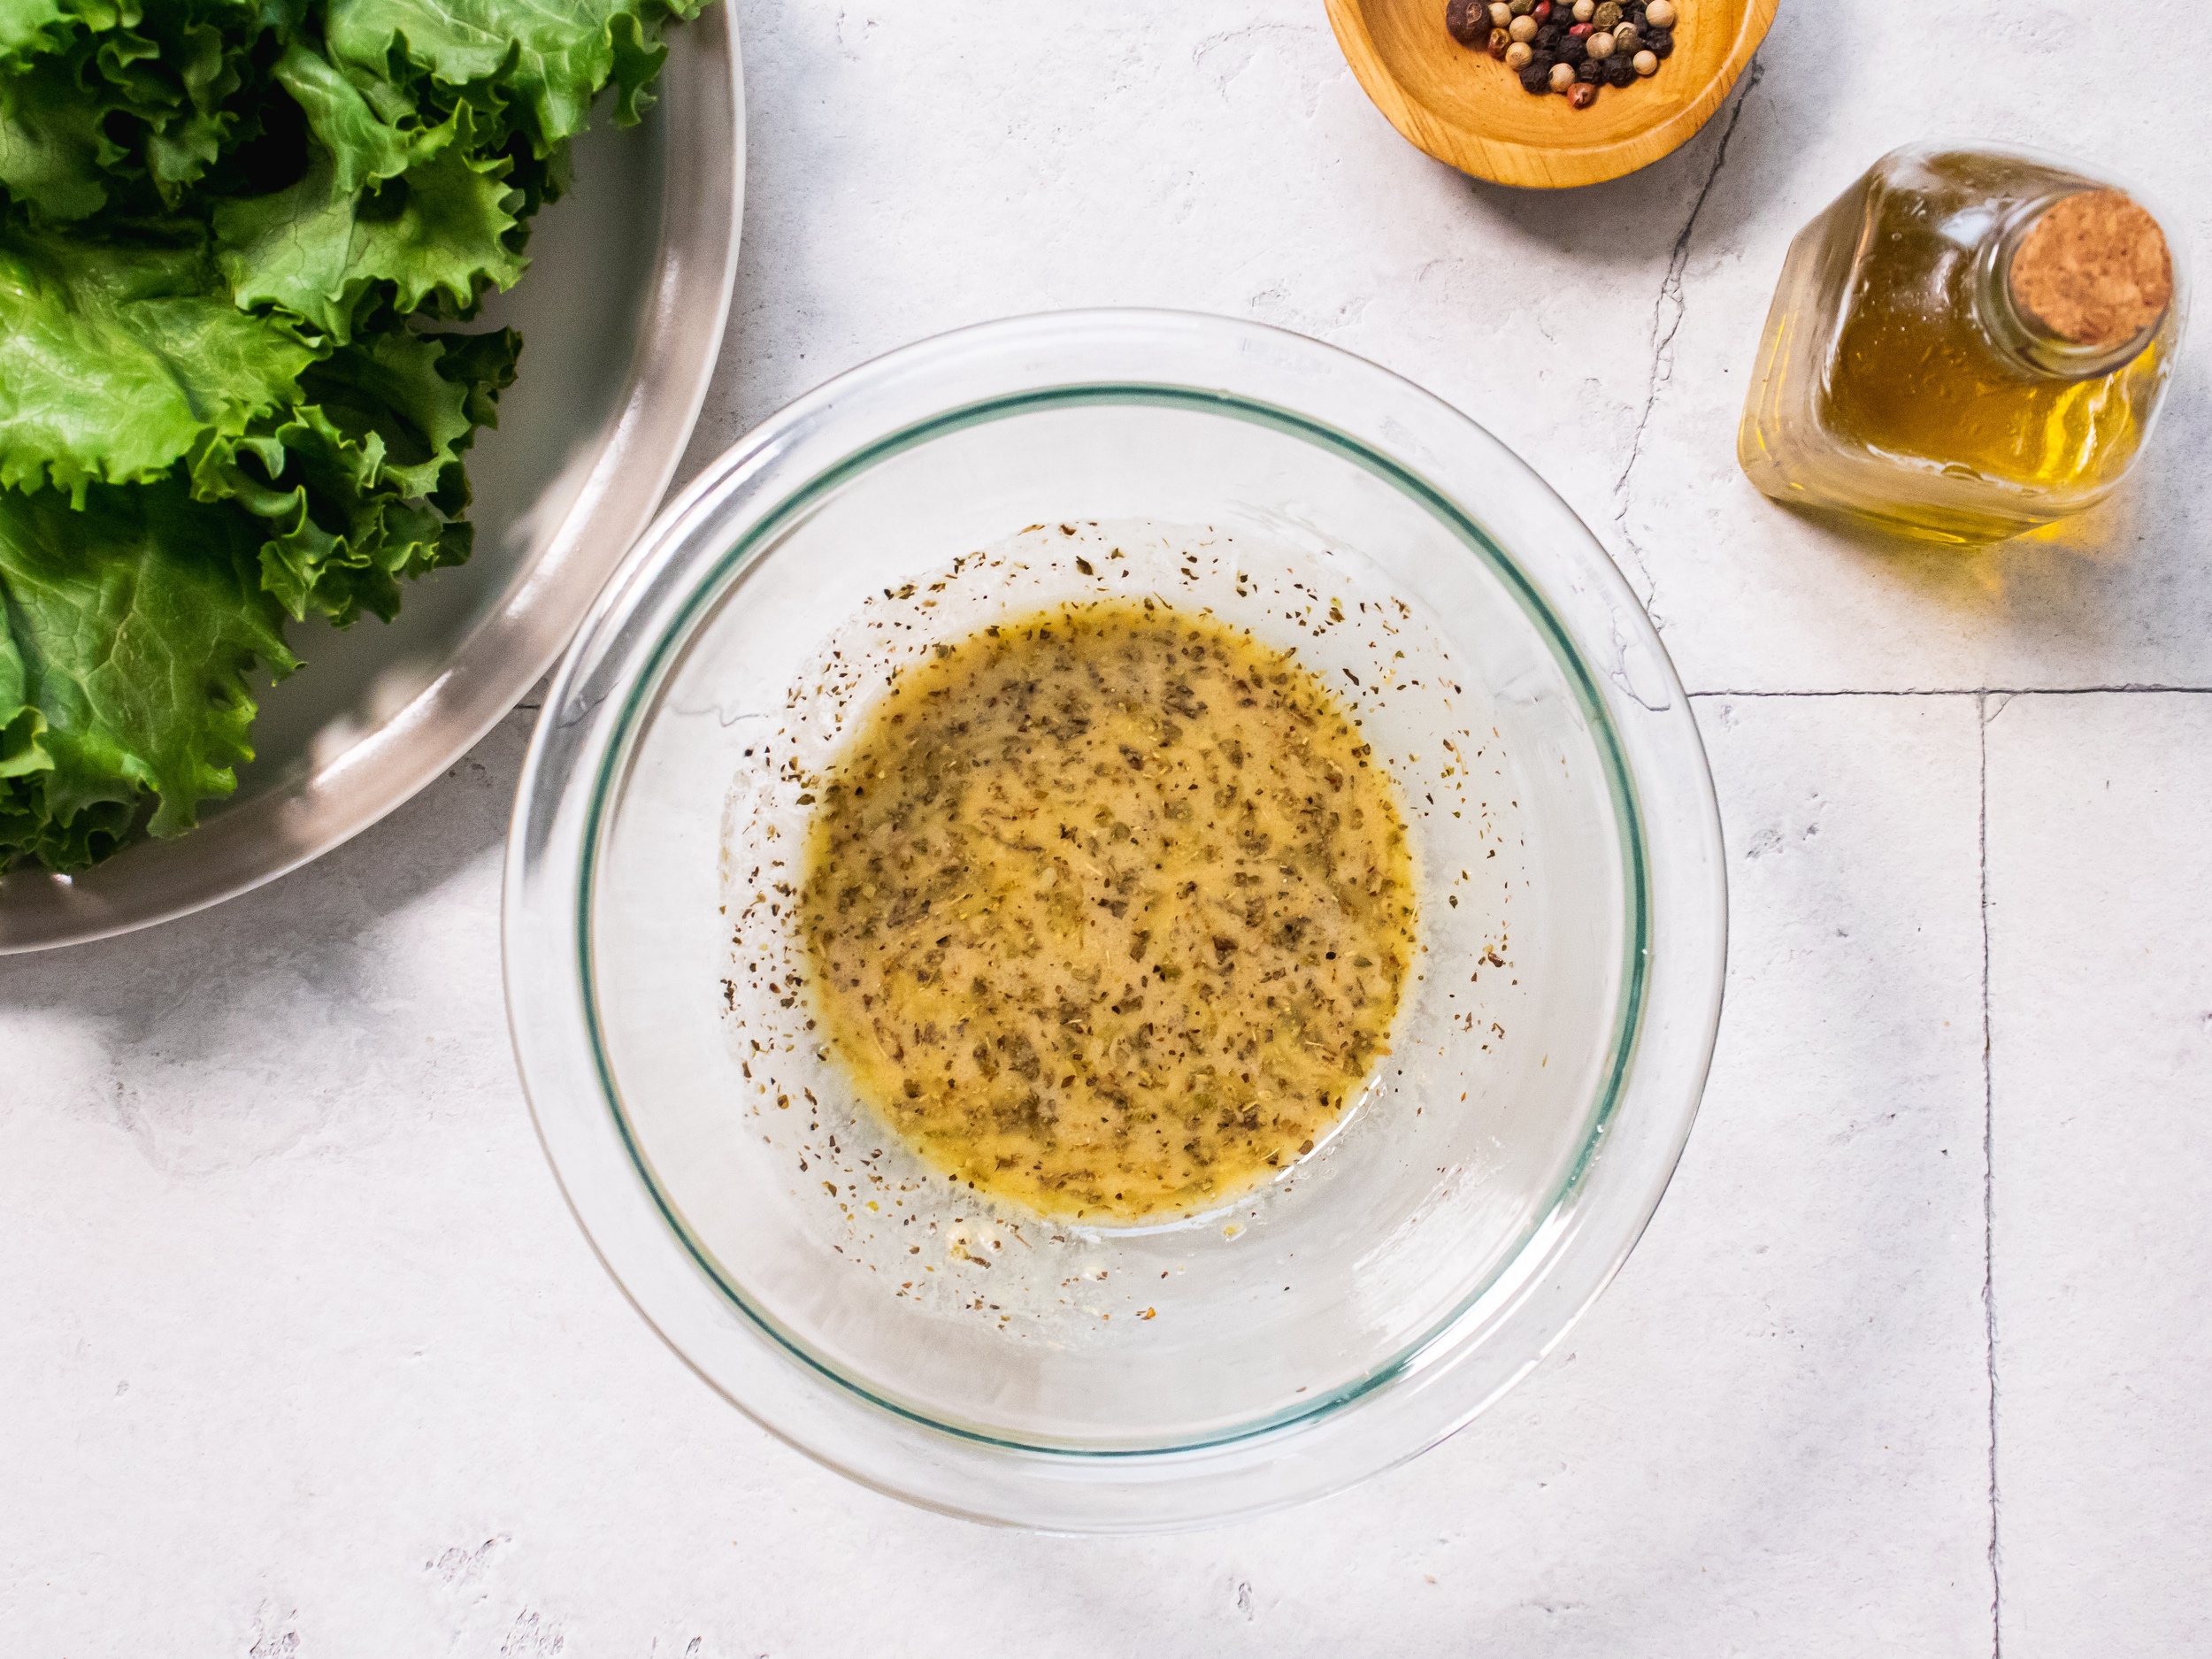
[0,221,318,501]
[0,0,708,872]
[0,476,297,867]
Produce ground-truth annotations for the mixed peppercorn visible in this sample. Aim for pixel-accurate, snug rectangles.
[1446,0,1678,108]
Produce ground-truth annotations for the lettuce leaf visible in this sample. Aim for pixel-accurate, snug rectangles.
[0,1,143,77]
[188,325,519,625]
[300,323,518,503]
[196,403,449,626]
[0,221,319,501]
[0,3,259,220]
[0,30,125,219]
[0,2,75,73]
[0,474,297,867]
[268,35,418,197]
[124,9,254,204]
[213,99,523,343]
[323,0,699,154]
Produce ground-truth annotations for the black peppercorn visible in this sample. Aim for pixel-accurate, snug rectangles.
[1458,0,1677,104]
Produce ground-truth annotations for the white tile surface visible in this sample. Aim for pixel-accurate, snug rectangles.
[1985,694,2212,1658]
[6,0,2209,1647]
[697,0,2212,696]
[0,699,1995,1655]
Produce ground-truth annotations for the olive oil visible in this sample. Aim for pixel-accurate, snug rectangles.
[1740,145,2184,544]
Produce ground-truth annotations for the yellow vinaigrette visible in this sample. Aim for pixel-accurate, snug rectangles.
[799,601,1417,1222]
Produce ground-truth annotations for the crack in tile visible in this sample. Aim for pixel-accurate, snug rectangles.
[1611,59,1765,612]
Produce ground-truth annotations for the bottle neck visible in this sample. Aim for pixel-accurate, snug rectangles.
[1974,195,2165,381]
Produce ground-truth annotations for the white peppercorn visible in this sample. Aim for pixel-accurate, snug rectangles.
[1643,0,1676,26]
[1508,14,1537,41]
[1504,39,1533,65]
[1586,27,1614,57]
[1571,0,1594,19]
[1489,2,1512,25]
[1632,47,1657,73]
[1548,59,1576,91]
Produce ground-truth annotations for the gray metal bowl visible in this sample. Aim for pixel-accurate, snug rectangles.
[0,10,744,952]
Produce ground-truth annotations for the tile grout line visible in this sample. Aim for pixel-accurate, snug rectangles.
[1979,691,2002,1659]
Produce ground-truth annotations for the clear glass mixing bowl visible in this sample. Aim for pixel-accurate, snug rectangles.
[503,311,1726,1531]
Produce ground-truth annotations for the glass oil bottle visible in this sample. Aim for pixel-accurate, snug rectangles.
[1738,144,2186,544]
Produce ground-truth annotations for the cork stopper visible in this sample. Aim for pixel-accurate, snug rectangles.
[2008,189,2173,349]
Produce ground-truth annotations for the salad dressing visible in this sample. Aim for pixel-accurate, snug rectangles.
[798,601,1417,1223]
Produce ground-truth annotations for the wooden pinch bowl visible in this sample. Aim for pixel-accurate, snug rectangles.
[1325,0,1776,189]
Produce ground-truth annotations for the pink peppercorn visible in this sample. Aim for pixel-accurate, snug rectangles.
[1567,21,1592,35]
[1567,81,1598,107]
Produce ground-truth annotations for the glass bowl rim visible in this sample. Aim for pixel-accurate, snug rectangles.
[503,308,1729,1529]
